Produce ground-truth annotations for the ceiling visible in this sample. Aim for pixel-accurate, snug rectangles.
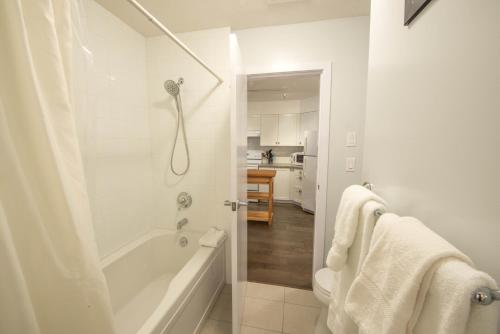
[248,73,320,101]
[95,0,370,36]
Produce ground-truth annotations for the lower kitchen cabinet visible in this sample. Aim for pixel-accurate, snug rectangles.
[258,167,305,203]
[259,167,291,201]
[290,169,303,204]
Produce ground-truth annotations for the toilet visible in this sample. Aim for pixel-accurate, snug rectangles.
[313,267,334,334]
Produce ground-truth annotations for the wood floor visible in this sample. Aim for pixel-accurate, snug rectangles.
[247,202,314,290]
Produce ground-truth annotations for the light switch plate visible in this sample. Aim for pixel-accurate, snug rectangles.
[345,157,356,172]
[346,131,357,147]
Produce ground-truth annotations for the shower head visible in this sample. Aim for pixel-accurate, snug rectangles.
[164,80,179,97]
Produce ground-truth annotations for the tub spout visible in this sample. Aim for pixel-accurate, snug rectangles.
[177,218,188,230]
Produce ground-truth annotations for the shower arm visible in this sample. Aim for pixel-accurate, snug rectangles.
[125,0,224,84]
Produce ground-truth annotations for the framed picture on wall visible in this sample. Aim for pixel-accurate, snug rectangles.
[405,0,433,25]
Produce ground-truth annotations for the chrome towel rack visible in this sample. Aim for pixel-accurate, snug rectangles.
[362,181,499,306]
[471,287,500,305]
[362,182,384,217]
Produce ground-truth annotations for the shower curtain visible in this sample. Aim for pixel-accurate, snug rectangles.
[0,0,116,333]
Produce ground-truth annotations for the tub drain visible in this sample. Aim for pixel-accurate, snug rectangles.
[179,236,188,247]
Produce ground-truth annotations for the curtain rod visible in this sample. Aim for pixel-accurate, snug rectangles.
[125,0,224,84]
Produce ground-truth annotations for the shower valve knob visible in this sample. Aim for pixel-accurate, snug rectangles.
[177,192,192,209]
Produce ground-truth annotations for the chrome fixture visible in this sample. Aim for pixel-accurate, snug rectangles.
[362,182,385,218]
[165,78,190,176]
[177,192,192,209]
[224,200,248,211]
[471,287,500,305]
[179,236,188,247]
[177,218,189,230]
[362,181,373,190]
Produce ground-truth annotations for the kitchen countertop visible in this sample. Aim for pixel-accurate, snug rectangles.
[257,163,302,169]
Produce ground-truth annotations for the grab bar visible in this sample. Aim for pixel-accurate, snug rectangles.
[362,181,499,306]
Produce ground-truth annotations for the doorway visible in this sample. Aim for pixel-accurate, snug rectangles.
[245,65,331,290]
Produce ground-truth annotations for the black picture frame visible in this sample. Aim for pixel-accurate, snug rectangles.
[404,0,433,26]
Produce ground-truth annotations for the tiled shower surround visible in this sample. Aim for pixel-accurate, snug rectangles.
[77,0,232,267]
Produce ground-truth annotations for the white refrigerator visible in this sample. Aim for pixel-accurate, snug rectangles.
[302,130,318,213]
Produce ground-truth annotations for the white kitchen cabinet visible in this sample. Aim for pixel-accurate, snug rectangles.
[260,114,299,146]
[297,111,318,146]
[290,168,303,204]
[278,114,299,146]
[247,115,261,137]
[258,167,290,201]
[273,168,291,200]
[260,115,279,145]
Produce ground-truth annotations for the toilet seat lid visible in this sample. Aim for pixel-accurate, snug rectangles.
[315,268,333,293]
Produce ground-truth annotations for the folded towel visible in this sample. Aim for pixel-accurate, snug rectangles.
[414,259,498,334]
[326,185,387,271]
[327,200,386,334]
[199,227,226,248]
[344,214,473,334]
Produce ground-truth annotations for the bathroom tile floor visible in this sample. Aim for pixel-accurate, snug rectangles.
[201,282,321,334]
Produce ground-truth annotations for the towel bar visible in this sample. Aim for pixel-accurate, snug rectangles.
[362,181,499,306]
[471,287,500,305]
[374,209,384,217]
[362,182,385,218]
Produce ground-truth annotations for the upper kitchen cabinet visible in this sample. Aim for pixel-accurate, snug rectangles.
[260,114,299,146]
[248,115,261,137]
[278,114,299,145]
[260,114,279,145]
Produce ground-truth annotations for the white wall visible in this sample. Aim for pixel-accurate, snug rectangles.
[363,0,500,294]
[146,28,232,278]
[235,17,370,260]
[78,0,153,257]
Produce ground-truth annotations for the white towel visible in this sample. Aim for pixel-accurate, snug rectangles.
[414,259,498,334]
[326,185,387,271]
[199,227,226,248]
[327,200,386,334]
[344,214,473,334]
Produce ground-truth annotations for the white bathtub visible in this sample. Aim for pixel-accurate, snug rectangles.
[101,229,226,334]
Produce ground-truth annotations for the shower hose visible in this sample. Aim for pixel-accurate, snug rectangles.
[170,94,190,176]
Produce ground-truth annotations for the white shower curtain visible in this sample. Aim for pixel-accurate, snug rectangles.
[0,0,116,333]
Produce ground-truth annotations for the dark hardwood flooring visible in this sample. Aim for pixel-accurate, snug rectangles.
[247,202,314,290]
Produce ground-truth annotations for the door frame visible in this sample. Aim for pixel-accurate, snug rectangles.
[246,62,332,276]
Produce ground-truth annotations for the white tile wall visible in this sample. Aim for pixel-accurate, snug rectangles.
[78,0,153,257]
[76,2,232,262]
[146,28,231,234]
